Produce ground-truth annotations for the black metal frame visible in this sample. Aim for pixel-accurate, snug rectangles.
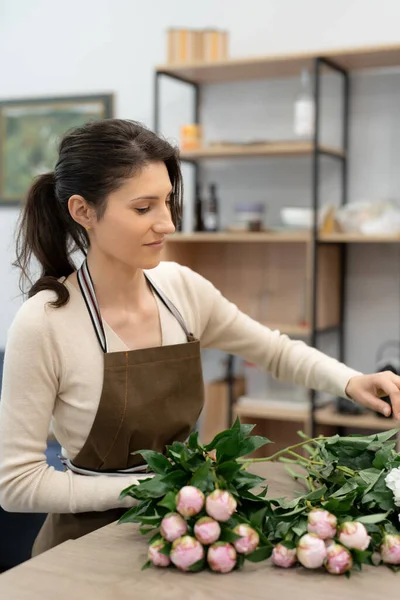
[154,59,350,434]
[310,57,350,435]
[154,71,201,210]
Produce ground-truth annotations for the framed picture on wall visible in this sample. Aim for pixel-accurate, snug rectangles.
[0,93,114,205]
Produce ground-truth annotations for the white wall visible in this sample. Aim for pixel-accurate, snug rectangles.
[0,0,400,376]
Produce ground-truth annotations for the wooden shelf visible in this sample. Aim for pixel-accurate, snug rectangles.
[234,398,310,422]
[320,233,400,244]
[234,400,399,433]
[168,232,400,244]
[166,231,311,243]
[180,142,344,160]
[157,43,400,84]
[314,404,399,431]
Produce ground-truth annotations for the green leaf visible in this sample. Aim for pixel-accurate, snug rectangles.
[273,520,291,539]
[352,549,372,565]
[217,461,242,481]
[190,461,214,493]
[250,506,269,530]
[235,554,246,570]
[373,446,395,470]
[139,526,157,535]
[245,545,273,562]
[361,472,395,511]
[141,560,152,571]
[158,541,172,556]
[239,423,257,437]
[188,558,206,572]
[130,450,173,474]
[204,425,235,452]
[356,512,390,524]
[166,441,187,463]
[276,505,307,519]
[132,475,170,500]
[384,522,399,535]
[216,429,241,462]
[239,489,270,504]
[322,491,358,514]
[329,480,358,498]
[305,485,328,502]
[118,505,143,524]
[232,416,241,431]
[372,428,400,444]
[237,436,271,458]
[233,471,266,491]
[148,531,163,545]
[157,491,177,512]
[119,482,144,500]
[358,468,383,487]
[387,565,400,573]
[160,469,188,490]
[188,431,204,451]
[281,540,297,550]
[219,527,242,543]
[292,519,308,538]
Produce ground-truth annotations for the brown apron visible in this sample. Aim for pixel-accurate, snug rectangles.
[32,259,204,556]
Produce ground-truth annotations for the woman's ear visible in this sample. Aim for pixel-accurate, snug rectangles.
[68,195,96,230]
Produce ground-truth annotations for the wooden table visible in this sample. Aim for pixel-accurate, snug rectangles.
[0,463,398,599]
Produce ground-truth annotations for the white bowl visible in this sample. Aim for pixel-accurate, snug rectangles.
[280,207,327,229]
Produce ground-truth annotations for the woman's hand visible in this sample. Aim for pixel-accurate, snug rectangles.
[345,372,400,420]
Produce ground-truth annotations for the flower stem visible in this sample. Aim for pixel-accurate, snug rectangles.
[336,465,357,477]
[238,436,328,464]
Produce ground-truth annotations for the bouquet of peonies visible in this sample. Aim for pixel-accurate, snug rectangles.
[119,419,400,576]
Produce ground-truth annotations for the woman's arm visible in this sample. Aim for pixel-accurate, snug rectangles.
[0,301,138,514]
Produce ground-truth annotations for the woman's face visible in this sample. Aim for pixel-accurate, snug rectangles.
[90,161,176,270]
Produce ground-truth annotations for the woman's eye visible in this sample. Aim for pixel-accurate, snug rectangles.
[135,207,150,215]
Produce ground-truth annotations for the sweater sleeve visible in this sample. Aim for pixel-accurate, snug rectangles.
[177,265,362,399]
[0,300,138,514]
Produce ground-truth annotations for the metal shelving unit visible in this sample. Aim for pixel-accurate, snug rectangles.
[154,44,400,440]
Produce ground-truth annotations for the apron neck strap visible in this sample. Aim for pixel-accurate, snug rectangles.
[77,260,194,354]
[144,273,193,340]
[77,259,108,353]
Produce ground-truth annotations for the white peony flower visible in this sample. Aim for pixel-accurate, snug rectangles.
[385,467,400,507]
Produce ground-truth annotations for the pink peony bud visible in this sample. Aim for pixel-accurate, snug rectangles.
[148,538,171,567]
[205,490,237,522]
[194,516,221,545]
[307,509,337,540]
[160,512,187,543]
[170,536,205,572]
[272,543,297,568]
[324,542,353,575]
[207,542,237,573]
[176,486,205,518]
[297,533,327,569]
[380,534,400,565]
[232,524,259,555]
[338,522,371,551]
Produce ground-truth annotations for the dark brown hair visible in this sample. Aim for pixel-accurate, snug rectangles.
[14,119,182,307]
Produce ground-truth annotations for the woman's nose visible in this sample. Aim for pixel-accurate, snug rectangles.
[153,211,176,234]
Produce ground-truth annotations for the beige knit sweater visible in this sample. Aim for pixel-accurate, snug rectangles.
[0,261,360,514]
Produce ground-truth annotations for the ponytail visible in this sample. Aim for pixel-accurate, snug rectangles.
[14,172,87,308]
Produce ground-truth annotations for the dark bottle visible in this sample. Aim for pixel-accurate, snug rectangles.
[194,183,204,232]
[203,183,219,232]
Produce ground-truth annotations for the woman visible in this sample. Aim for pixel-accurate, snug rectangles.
[0,119,398,556]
